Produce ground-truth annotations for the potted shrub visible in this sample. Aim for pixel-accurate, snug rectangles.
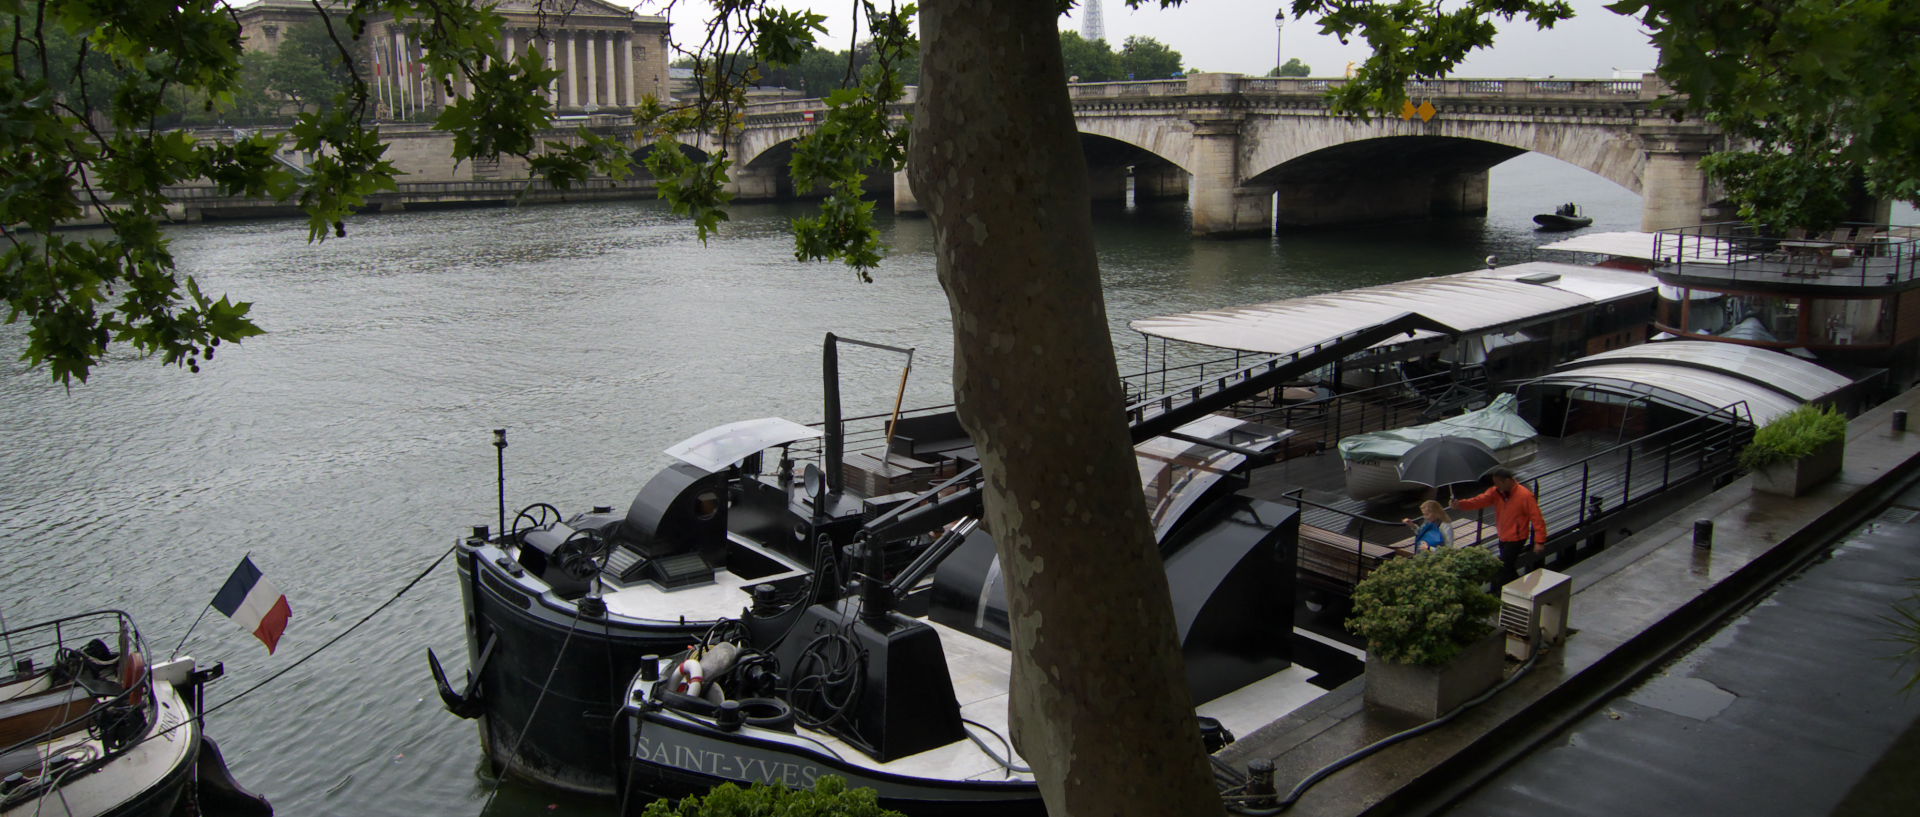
[1349,547,1505,720]
[1739,404,1847,497]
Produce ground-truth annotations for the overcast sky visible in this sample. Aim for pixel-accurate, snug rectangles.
[630,0,1661,79]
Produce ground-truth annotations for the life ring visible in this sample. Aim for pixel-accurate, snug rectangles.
[119,652,147,707]
[670,658,705,697]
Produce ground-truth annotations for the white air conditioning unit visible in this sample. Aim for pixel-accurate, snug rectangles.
[1501,569,1572,660]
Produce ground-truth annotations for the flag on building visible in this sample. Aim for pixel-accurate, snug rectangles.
[212,556,292,654]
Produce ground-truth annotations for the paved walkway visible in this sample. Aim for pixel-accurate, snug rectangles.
[1445,481,1920,816]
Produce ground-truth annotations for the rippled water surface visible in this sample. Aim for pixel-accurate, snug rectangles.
[4,153,1650,814]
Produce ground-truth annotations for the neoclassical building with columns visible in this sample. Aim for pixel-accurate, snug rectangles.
[233,0,672,120]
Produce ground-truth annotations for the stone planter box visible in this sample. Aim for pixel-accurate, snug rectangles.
[1751,436,1845,497]
[1363,630,1505,721]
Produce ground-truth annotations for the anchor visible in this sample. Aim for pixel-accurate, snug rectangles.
[427,634,495,720]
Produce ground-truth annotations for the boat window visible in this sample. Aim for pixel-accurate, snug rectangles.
[1807,297,1891,345]
[693,491,721,521]
[1136,415,1291,540]
[1683,293,1799,344]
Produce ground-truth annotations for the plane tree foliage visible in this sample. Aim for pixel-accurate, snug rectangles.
[1058,31,1184,81]
[259,20,356,114]
[745,42,922,96]
[1118,35,1185,80]
[1268,57,1311,77]
[1057,30,1119,81]
[0,0,639,384]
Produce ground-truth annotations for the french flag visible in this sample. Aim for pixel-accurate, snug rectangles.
[212,557,292,654]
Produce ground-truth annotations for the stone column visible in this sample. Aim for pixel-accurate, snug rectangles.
[1086,166,1128,202]
[1137,164,1188,199]
[393,29,410,117]
[560,31,575,109]
[893,167,922,214]
[1186,113,1271,236]
[623,34,635,106]
[584,32,597,108]
[1430,168,1490,216]
[1274,176,1432,227]
[543,36,558,108]
[604,33,618,109]
[1638,124,1721,232]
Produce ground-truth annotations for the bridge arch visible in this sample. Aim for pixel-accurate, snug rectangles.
[1245,120,1645,195]
[1071,117,1193,174]
[1244,127,1645,229]
[1077,133,1189,204]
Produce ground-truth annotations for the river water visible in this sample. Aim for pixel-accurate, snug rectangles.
[3,153,1650,814]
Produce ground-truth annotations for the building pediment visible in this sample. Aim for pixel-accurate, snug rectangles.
[493,0,637,21]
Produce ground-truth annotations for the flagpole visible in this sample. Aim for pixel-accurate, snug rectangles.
[174,550,248,659]
[172,606,214,661]
[0,605,14,664]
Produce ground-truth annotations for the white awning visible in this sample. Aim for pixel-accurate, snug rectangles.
[665,417,822,472]
[1129,262,1655,355]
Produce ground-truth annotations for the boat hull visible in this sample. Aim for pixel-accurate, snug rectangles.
[624,713,1045,816]
[1533,214,1593,231]
[455,545,714,796]
[1,677,199,817]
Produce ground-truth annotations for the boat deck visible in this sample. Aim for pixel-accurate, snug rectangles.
[755,618,1029,784]
[1242,426,1740,593]
[1664,253,1915,289]
[1215,379,1920,817]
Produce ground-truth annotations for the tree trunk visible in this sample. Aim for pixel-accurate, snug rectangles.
[907,3,1224,816]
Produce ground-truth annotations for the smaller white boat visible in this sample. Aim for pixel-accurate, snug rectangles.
[0,610,269,817]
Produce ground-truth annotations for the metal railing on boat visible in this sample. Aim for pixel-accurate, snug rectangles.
[1284,401,1755,597]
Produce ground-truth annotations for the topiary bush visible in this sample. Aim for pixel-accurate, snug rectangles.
[1347,546,1502,666]
[639,775,903,817]
[1738,403,1847,470]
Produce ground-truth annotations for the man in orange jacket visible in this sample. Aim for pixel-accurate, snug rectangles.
[1451,467,1547,587]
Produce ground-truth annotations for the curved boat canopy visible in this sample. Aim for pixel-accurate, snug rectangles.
[1129,262,1654,355]
[1522,340,1848,425]
[1565,340,1851,404]
[665,417,822,472]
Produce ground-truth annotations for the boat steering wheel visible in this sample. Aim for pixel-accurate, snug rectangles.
[511,503,563,541]
[558,529,610,580]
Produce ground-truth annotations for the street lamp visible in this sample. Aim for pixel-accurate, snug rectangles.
[1274,10,1285,75]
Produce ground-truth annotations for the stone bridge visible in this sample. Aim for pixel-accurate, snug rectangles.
[704,73,1725,236]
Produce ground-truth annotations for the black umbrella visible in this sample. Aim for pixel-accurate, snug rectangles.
[1397,436,1501,489]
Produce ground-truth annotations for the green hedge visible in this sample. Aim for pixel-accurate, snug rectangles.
[640,776,904,817]
[1738,403,1846,470]
[1347,546,1501,665]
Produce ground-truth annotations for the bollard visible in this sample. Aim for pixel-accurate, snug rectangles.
[1693,519,1713,550]
[1245,758,1276,808]
[1895,410,1909,433]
